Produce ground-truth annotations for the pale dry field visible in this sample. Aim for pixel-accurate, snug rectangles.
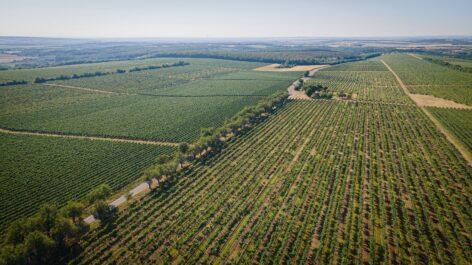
[254,64,325,72]
[409,93,472,109]
[0,54,26,63]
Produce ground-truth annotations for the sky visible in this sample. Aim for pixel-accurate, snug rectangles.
[1,0,471,38]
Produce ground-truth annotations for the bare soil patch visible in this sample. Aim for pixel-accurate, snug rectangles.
[409,94,472,109]
[0,54,27,63]
[254,64,326,72]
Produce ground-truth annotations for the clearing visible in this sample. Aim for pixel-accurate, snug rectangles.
[254,64,326,72]
[409,93,472,109]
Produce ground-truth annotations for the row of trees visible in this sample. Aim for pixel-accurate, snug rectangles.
[142,91,289,193]
[33,61,189,84]
[0,80,28,87]
[0,184,117,265]
[423,57,472,73]
[33,71,111,83]
[129,61,188,72]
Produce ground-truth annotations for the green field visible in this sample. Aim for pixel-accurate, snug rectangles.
[308,59,412,103]
[0,134,176,230]
[428,107,472,152]
[74,100,471,264]
[381,54,472,105]
[0,58,257,83]
[50,58,270,94]
[0,59,300,142]
[0,85,265,142]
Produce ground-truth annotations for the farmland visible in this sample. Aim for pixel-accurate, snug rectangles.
[381,54,472,105]
[0,134,175,230]
[73,100,471,264]
[428,107,472,153]
[0,58,300,142]
[307,60,412,103]
[1,38,471,264]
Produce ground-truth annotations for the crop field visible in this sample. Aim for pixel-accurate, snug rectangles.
[0,85,266,142]
[308,60,412,103]
[50,58,268,94]
[0,58,186,83]
[0,134,176,230]
[0,59,300,142]
[0,58,263,84]
[74,101,471,265]
[428,107,472,152]
[381,54,472,105]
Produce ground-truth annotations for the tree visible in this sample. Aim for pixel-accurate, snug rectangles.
[178,143,189,154]
[62,201,84,224]
[155,154,173,164]
[24,231,54,265]
[33,77,47,83]
[93,201,117,226]
[87,184,111,204]
[37,204,59,234]
[0,245,26,265]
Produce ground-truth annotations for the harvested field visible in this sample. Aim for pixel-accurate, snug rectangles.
[0,54,26,63]
[410,93,472,109]
[254,64,325,72]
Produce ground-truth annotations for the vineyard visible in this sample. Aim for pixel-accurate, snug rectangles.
[428,107,472,153]
[73,100,471,264]
[0,59,300,142]
[380,54,472,105]
[308,59,412,104]
[0,134,176,230]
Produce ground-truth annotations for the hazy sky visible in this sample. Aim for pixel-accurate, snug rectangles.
[1,0,471,38]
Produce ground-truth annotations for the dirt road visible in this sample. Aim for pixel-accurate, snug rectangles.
[287,66,327,100]
[381,59,472,166]
[0,127,180,147]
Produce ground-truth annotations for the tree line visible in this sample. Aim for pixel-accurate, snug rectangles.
[0,184,117,265]
[33,61,189,84]
[0,90,289,264]
[142,91,289,193]
[423,57,472,73]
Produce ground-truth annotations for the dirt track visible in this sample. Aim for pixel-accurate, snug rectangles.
[381,59,472,166]
[0,127,180,147]
[43,83,131,95]
[408,53,423,60]
[287,66,327,100]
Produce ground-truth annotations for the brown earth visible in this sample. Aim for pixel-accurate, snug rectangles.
[409,94,472,109]
[0,54,27,63]
[254,64,326,72]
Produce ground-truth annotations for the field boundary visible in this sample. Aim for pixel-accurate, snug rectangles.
[0,127,180,147]
[381,59,472,165]
[408,53,423,60]
[43,83,268,98]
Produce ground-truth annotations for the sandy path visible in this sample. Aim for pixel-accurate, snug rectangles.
[43,83,131,95]
[287,66,327,100]
[381,59,472,166]
[408,54,423,60]
[0,127,180,147]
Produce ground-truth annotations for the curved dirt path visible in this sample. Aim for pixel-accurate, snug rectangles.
[381,59,472,166]
[287,66,328,100]
[0,127,180,147]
